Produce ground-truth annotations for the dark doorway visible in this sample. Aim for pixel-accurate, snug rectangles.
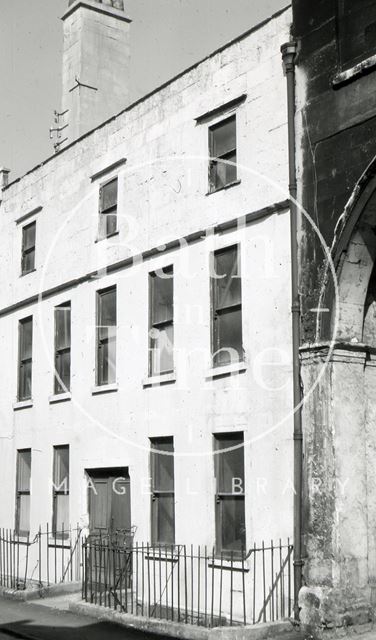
[87,467,131,536]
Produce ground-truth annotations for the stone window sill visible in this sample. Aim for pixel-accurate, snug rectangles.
[206,361,247,380]
[143,371,176,388]
[333,54,376,88]
[206,179,241,196]
[20,268,36,278]
[49,392,72,404]
[13,399,33,411]
[95,230,119,243]
[91,383,119,395]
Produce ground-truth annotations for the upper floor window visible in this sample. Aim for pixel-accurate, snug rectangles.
[149,266,174,376]
[99,177,118,239]
[338,0,376,68]
[18,317,33,401]
[210,245,243,368]
[21,221,36,275]
[54,302,71,395]
[15,449,31,536]
[209,115,237,193]
[96,286,117,386]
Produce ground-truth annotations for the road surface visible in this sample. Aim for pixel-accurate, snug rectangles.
[0,597,155,640]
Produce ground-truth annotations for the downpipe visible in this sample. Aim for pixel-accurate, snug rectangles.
[281,40,303,621]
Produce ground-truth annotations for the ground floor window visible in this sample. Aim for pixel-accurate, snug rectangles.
[15,449,31,536]
[52,445,69,537]
[214,432,245,555]
[150,437,175,545]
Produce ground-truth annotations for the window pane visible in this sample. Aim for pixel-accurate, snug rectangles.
[215,434,244,493]
[210,117,236,158]
[55,351,71,394]
[54,494,69,532]
[99,289,116,328]
[151,270,173,325]
[23,223,36,251]
[20,318,33,360]
[214,246,241,309]
[98,334,116,385]
[22,249,35,274]
[19,361,32,401]
[150,324,174,375]
[102,179,118,211]
[17,450,31,491]
[105,211,117,236]
[54,446,69,490]
[152,442,174,492]
[18,495,31,535]
[55,305,71,350]
[213,308,243,366]
[212,152,237,190]
[220,496,245,552]
[155,494,175,544]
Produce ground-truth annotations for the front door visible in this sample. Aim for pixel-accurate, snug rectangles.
[87,467,131,536]
[85,468,132,598]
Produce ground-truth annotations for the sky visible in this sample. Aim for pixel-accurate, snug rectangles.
[0,0,288,180]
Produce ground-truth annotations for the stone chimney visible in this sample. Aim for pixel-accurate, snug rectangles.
[60,0,131,147]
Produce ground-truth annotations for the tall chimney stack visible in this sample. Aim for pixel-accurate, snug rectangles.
[59,0,131,147]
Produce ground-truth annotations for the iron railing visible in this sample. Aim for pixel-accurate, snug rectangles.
[0,525,83,590]
[82,537,293,627]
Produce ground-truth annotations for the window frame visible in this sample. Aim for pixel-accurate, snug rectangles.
[208,114,237,193]
[213,432,245,557]
[15,449,32,537]
[21,221,36,276]
[148,265,174,377]
[96,286,117,387]
[52,445,70,539]
[98,176,118,239]
[210,244,243,368]
[150,437,175,546]
[18,316,33,402]
[337,0,376,70]
[54,301,71,395]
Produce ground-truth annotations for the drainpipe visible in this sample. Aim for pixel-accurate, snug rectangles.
[281,41,303,621]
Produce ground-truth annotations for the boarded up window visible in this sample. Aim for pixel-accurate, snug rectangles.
[18,317,33,401]
[211,245,243,367]
[214,433,245,554]
[96,287,117,386]
[15,449,31,536]
[21,221,36,275]
[52,445,69,537]
[338,0,376,67]
[209,115,237,192]
[150,437,175,545]
[149,266,174,376]
[54,302,71,394]
[99,178,118,239]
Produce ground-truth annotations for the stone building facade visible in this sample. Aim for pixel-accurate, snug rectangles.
[0,0,294,622]
[292,0,376,632]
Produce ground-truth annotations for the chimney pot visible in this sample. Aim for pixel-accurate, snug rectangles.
[0,168,10,190]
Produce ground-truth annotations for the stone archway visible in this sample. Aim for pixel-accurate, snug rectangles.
[299,168,376,635]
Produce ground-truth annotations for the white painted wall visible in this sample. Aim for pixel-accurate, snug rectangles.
[0,7,293,567]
